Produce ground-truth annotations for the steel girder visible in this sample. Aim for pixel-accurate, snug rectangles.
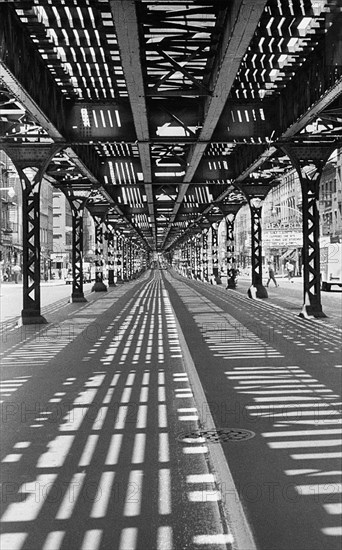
[0,5,67,138]
[109,0,156,249]
[162,0,268,249]
[0,0,341,262]
[225,20,342,188]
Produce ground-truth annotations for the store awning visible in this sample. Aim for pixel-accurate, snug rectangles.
[280,249,296,261]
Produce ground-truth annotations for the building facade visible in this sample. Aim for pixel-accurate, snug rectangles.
[0,151,23,281]
[234,147,342,275]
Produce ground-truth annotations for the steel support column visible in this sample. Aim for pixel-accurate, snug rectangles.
[117,235,123,282]
[248,199,268,299]
[185,240,190,277]
[105,219,116,287]
[189,237,195,278]
[226,214,237,289]
[127,239,133,280]
[122,238,127,281]
[91,212,107,292]
[3,144,60,324]
[64,190,91,303]
[21,183,47,323]
[195,234,202,280]
[281,144,334,318]
[211,223,219,278]
[202,230,209,282]
[113,233,118,283]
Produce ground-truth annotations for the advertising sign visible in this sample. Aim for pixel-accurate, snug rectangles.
[262,230,303,248]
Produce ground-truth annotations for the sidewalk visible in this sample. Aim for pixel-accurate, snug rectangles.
[0,272,232,550]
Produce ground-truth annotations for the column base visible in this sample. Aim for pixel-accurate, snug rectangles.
[92,281,108,292]
[21,311,48,325]
[70,293,87,303]
[299,293,327,318]
[108,282,116,287]
[247,284,268,299]
[299,305,327,319]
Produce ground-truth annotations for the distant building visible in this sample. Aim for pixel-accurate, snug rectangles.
[319,148,342,240]
[52,189,95,278]
[234,147,342,274]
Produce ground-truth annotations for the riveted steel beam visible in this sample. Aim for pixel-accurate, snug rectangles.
[227,19,342,185]
[0,5,67,139]
[162,0,268,249]
[110,0,156,249]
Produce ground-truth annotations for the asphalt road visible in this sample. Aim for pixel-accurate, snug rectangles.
[164,270,342,550]
[0,270,341,550]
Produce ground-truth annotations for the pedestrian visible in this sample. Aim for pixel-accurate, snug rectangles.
[286,260,294,282]
[12,264,21,284]
[58,268,62,279]
[209,273,216,285]
[266,261,278,287]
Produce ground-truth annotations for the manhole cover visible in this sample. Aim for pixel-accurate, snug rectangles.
[178,428,255,443]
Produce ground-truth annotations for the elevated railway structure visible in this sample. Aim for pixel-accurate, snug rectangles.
[0,0,341,323]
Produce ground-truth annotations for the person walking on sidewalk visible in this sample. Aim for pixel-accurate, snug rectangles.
[266,261,278,287]
[12,264,21,284]
[286,260,294,282]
